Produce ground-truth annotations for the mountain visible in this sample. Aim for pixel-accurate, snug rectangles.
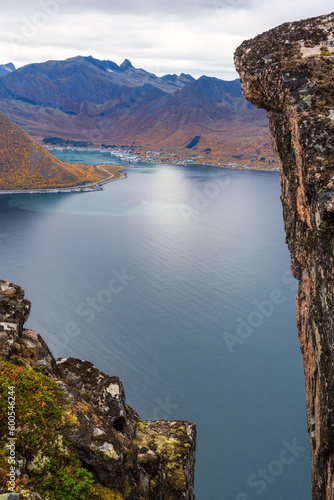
[0,111,108,190]
[0,62,15,77]
[127,75,269,143]
[0,56,277,167]
[0,56,193,111]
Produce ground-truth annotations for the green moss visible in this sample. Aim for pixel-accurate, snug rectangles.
[89,485,124,499]
[155,437,181,461]
[149,479,157,491]
[135,425,187,493]
[135,418,147,428]
[0,361,94,499]
[62,411,79,428]
[155,437,186,490]
[82,392,92,403]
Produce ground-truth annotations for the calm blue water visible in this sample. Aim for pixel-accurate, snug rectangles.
[0,152,311,499]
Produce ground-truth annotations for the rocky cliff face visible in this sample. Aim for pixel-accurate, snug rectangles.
[0,280,196,499]
[234,12,334,500]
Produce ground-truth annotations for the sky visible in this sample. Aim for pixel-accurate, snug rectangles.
[0,0,333,80]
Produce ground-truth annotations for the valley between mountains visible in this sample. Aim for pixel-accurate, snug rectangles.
[0,55,278,186]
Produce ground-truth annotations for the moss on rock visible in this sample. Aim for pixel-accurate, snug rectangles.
[0,361,94,499]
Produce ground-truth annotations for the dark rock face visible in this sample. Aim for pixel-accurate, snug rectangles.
[0,281,30,360]
[234,12,334,500]
[0,280,196,499]
[57,358,128,432]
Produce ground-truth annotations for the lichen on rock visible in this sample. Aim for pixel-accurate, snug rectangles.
[0,280,196,499]
[136,420,196,499]
[235,11,334,500]
[0,281,30,360]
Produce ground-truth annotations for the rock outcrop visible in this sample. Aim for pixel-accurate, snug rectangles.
[234,12,334,500]
[0,280,196,499]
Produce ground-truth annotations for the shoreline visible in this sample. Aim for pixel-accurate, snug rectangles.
[0,186,104,195]
[46,145,279,172]
[0,164,127,196]
[0,161,279,195]
[184,162,279,173]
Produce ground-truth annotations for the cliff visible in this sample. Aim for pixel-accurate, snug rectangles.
[0,280,196,499]
[234,12,334,500]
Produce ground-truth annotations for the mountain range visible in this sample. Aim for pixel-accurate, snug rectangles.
[0,56,277,167]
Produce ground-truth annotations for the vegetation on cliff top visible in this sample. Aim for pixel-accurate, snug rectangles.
[0,361,122,499]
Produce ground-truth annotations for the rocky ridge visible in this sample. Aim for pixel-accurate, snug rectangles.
[0,64,15,78]
[0,280,196,499]
[0,56,276,168]
[234,12,334,500]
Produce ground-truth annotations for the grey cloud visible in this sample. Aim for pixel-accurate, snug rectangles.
[3,0,199,15]
[5,0,258,17]
[70,0,262,16]
[204,0,260,9]
[2,0,334,81]
[64,0,225,15]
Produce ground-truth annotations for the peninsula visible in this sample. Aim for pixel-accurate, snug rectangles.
[0,111,120,192]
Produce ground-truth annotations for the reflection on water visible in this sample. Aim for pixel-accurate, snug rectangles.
[0,160,311,500]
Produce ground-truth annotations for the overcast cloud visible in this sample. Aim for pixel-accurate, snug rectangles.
[0,0,333,79]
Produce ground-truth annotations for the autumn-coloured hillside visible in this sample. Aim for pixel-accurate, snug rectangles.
[0,112,107,190]
[0,56,278,168]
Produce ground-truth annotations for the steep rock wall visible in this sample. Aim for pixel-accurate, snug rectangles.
[0,280,196,499]
[234,12,334,500]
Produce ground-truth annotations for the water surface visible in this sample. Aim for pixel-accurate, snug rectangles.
[0,154,311,499]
